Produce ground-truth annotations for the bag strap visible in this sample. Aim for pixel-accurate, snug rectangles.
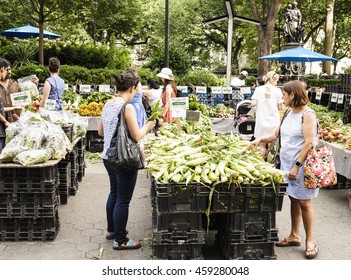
[278,109,290,138]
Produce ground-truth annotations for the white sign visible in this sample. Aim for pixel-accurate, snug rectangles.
[10,91,31,106]
[79,84,91,93]
[177,86,188,94]
[170,97,189,118]
[315,90,322,101]
[222,87,232,95]
[211,87,222,94]
[99,85,111,93]
[240,87,251,94]
[196,86,207,94]
[337,94,344,104]
[64,84,69,90]
[44,99,56,111]
[331,93,338,103]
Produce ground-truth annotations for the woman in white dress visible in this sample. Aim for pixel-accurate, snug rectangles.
[247,80,319,259]
[250,71,283,156]
[143,78,162,107]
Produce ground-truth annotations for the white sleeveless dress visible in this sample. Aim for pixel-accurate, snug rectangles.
[280,109,319,199]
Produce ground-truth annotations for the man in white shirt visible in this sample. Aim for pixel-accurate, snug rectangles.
[231,70,248,87]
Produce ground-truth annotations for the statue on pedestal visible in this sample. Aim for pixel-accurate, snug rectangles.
[283,1,303,44]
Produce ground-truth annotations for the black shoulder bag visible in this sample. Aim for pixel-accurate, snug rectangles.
[106,103,145,170]
[266,109,291,168]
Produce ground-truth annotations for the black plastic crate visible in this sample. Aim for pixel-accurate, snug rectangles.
[152,243,203,260]
[0,165,58,193]
[0,203,59,219]
[62,124,73,142]
[217,212,278,242]
[0,211,60,241]
[153,229,205,245]
[76,137,85,150]
[319,92,330,106]
[69,175,78,195]
[223,241,276,260]
[211,183,287,213]
[152,210,204,232]
[58,161,71,204]
[152,180,210,213]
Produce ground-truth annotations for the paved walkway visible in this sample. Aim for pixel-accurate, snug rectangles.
[0,160,350,260]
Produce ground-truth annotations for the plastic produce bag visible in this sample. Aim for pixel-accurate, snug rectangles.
[18,76,39,100]
[43,123,72,160]
[13,149,51,166]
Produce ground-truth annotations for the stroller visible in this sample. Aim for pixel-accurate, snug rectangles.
[233,100,255,140]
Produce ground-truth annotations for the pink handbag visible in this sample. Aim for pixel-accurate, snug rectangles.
[304,142,337,189]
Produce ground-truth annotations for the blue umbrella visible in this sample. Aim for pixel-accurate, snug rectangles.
[0,25,61,39]
[259,47,337,62]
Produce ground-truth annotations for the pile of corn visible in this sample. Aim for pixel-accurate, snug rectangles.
[145,128,286,186]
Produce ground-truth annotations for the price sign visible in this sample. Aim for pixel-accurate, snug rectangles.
[10,91,31,106]
[315,90,322,101]
[240,87,251,94]
[79,84,91,93]
[99,85,111,93]
[177,86,188,94]
[337,94,344,104]
[170,97,189,118]
[211,86,222,94]
[196,86,207,94]
[331,93,338,103]
[64,84,69,91]
[222,87,232,95]
[186,110,200,122]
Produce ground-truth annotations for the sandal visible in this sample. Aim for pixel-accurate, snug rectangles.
[276,237,301,247]
[113,238,142,250]
[306,244,318,259]
[106,230,128,240]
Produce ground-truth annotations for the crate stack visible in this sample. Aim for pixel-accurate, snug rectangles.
[76,138,86,182]
[343,94,351,124]
[150,179,207,260]
[210,183,287,260]
[0,165,60,241]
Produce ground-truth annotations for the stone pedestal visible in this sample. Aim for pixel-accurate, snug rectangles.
[280,43,306,83]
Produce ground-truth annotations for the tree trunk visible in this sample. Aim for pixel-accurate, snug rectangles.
[249,0,283,76]
[39,22,44,65]
[323,0,335,75]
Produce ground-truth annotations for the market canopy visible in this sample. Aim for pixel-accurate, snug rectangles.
[0,25,61,39]
[259,47,338,62]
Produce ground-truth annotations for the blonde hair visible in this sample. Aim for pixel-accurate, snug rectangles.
[263,71,279,84]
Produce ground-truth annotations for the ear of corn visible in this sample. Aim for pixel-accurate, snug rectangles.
[145,125,286,187]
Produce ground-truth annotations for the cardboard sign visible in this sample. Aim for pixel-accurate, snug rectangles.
[10,91,31,106]
[222,87,232,95]
[315,90,322,101]
[337,94,344,104]
[99,85,111,93]
[240,87,251,94]
[186,110,200,122]
[331,93,338,103]
[196,86,207,94]
[170,97,189,118]
[79,84,91,93]
[211,86,222,94]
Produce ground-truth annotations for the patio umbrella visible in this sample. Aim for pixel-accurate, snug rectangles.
[0,25,61,39]
[259,47,337,62]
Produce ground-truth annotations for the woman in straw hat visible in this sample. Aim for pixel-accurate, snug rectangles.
[157,67,176,123]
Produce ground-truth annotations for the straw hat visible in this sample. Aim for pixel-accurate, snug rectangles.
[157,67,174,80]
